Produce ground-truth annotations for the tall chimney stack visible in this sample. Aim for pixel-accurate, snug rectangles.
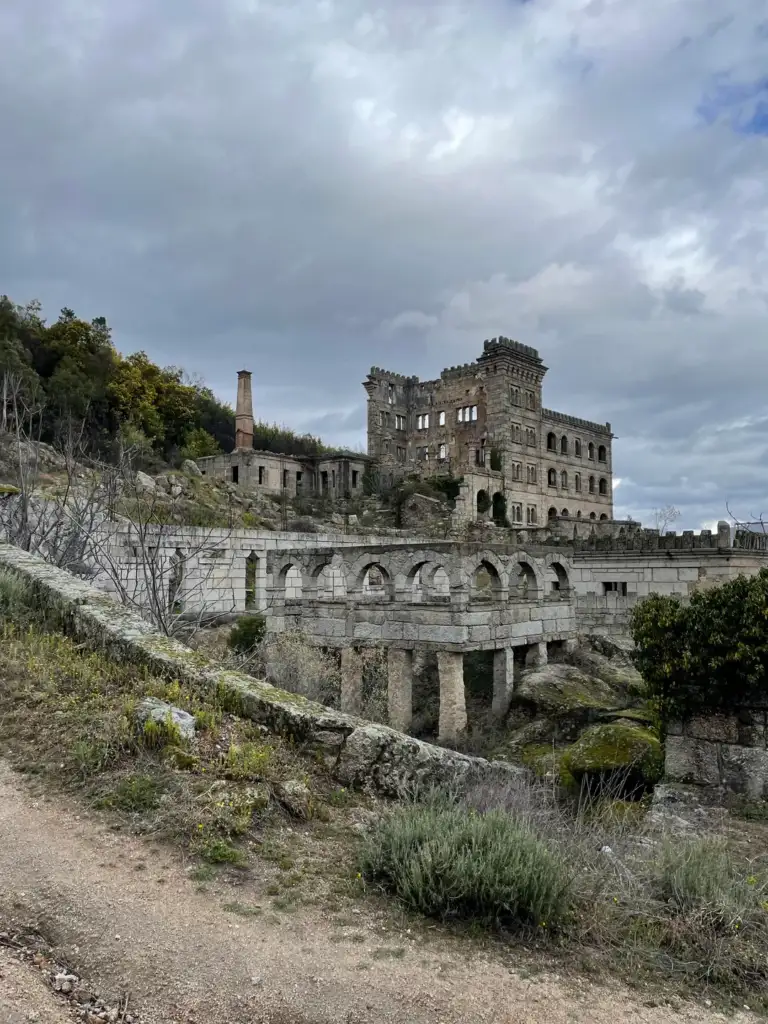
[234,370,254,450]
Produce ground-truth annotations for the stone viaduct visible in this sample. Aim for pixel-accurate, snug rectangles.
[265,541,577,743]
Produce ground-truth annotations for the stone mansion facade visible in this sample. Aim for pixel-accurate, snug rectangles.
[364,336,614,527]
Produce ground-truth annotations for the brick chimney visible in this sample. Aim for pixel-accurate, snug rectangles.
[234,370,254,450]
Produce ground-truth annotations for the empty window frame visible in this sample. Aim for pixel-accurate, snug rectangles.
[416,413,429,430]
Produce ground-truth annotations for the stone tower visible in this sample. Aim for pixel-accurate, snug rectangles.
[234,370,254,451]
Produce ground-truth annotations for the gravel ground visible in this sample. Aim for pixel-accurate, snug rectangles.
[0,762,758,1024]
[0,947,79,1023]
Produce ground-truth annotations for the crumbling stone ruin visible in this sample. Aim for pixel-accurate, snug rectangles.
[197,370,373,501]
[364,336,614,527]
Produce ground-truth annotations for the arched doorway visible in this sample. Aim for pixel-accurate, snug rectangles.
[476,489,491,517]
[492,491,507,525]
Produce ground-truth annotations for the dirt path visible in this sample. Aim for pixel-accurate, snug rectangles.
[0,764,756,1024]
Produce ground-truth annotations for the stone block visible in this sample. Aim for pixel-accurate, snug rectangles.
[651,568,680,583]
[684,714,739,744]
[719,745,768,799]
[664,735,720,787]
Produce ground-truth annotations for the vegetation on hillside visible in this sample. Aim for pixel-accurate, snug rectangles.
[0,295,329,464]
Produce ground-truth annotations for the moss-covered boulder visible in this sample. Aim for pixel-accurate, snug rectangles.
[512,664,625,722]
[560,722,663,796]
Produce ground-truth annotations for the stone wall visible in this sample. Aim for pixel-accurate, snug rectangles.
[666,713,768,800]
[0,542,522,796]
[195,450,370,501]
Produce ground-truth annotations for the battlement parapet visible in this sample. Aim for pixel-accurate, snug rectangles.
[481,336,541,362]
[572,527,768,554]
[733,530,768,552]
[543,408,612,435]
[367,368,420,383]
[440,362,481,381]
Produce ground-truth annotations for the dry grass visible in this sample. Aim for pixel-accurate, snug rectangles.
[0,612,369,903]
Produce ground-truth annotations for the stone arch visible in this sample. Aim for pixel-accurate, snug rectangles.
[545,558,571,596]
[476,489,491,516]
[277,561,303,600]
[561,508,570,517]
[509,554,543,600]
[548,506,557,520]
[560,435,568,454]
[312,561,346,600]
[598,444,607,462]
[589,512,597,520]
[470,559,502,603]
[345,557,394,601]
[600,513,609,521]
[546,432,557,452]
[599,477,608,495]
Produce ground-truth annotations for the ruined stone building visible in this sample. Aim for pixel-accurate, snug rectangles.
[197,371,373,501]
[364,337,614,526]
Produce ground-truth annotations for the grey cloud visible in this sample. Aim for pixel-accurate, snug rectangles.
[1,0,767,528]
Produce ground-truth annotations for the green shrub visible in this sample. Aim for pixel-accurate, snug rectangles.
[228,614,267,655]
[631,570,768,722]
[101,773,162,811]
[360,798,572,931]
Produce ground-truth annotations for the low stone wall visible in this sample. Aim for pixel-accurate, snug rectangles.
[665,712,768,800]
[0,542,521,796]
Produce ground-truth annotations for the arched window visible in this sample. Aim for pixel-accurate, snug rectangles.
[576,510,582,518]
[547,468,557,487]
[561,508,570,517]
[600,513,608,520]
[560,470,568,489]
[575,473,581,492]
[575,439,582,457]
[588,442,595,460]
[548,506,558,520]
[560,435,568,454]
[599,477,608,495]
[547,432,557,452]
[598,445,607,463]
[589,476,595,493]
[589,512,597,520]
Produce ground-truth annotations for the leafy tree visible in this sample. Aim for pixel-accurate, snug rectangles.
[180,427,222,460]
[631,569,768,722]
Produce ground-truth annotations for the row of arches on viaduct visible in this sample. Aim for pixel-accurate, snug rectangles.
[267,548,573,606]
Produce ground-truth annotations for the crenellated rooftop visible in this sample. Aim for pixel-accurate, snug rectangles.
[543,408,612,436]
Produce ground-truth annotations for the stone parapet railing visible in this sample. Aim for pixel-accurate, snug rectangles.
[0,542,522,796]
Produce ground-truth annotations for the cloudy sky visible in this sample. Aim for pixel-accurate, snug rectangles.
[1,0,766,529]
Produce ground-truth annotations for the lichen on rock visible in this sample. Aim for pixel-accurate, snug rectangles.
[560,721,663,795]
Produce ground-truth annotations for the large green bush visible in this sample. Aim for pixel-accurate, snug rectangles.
[631,569,768,722]
[360,797,573,931]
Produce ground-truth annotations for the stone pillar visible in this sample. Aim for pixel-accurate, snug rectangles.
[438,651,467,744]
[525,641,548,668]
[387,649,413,733]
[340,647,363,715]
[492,648,514,718]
